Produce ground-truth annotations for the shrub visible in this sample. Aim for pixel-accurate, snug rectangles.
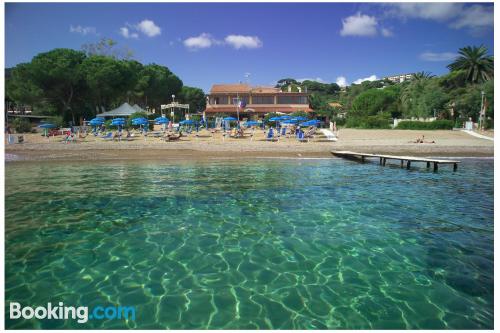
[11,118,33,133]
[345,116,392,129]
[396,120,454,130]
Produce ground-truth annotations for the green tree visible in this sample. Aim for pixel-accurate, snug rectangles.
[138,64,183,112]
[351,88,398,117]
[400,78,449,118]
[447,45,494,84]
[29,48,87,124]
[79,55,136,114]
[179,86,206,113]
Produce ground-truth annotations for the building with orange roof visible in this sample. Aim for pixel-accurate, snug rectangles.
[204,83,312,118]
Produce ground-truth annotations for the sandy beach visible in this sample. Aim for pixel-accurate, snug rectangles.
[5,128,494,162]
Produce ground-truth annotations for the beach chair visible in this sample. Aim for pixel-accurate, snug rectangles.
[297,131,308,142]
[266,128,276,141]
[278,127,287,141]
[101,132,113,140]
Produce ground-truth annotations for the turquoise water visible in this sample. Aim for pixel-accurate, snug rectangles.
[5,158,493,329]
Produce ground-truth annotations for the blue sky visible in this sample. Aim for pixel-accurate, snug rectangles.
[5,2,494,92]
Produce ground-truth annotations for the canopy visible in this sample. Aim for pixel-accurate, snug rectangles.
[132,104,146,113]
[155,116,169,124]
[38,123,56,129]
[179,119,194,125]
[97,103,141,117]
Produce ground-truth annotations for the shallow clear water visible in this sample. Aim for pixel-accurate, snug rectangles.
[5,158,493,329]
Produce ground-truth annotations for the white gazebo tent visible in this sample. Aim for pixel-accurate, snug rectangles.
[97,103,152,118]
[161,102,189,123]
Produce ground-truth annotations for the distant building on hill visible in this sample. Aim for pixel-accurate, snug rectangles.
[383,73,415,83]
[204,83,312,118]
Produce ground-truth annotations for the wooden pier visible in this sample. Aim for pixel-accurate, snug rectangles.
[331,150,460,171]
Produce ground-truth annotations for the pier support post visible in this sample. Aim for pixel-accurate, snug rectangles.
[380,157,383,165]
[406,161,411,169]
[426,162,430,168]
[401,160,404,168]
[361,156,365,163]
[453,163,458,171]
[383,158,387,166]
[433,162,438,172]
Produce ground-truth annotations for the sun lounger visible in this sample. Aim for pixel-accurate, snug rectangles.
[101,132,113,140]
[297,131,308,142]
[266,128,276,141]
[320,129,338,142]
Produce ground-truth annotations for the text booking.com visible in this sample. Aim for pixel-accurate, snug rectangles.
[9,302,136,324]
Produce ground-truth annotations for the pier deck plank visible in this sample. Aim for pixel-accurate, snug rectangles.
[331,150,460,171]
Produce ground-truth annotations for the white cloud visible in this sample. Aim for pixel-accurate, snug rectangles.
[136,19,161,37]
[120,27,138,39]
[353,75,378,85]
[183,33,217,50]
[420,52,457,62]
[381,27,393,37]
[449,5,494,31]
[385,3,493,32]
[340,13,378,37]
[336,76,348,87]
[224,35,262,49]
[69,25,97,36]
[387,3,462,21]
[297,77,326,83]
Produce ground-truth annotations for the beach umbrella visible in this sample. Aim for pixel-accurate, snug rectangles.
[179,119,194,125]
[90,117,105,123]
[299,120,321,127]
[282,119,299,124]
[292,116,307,121]
[269,117,282,122]
[244,120,261,127]
[111,119,126,131]
[279,115,292,120]
[155,116,170,130]
[154,116,169,124]
[223,117,237,121]
[38,123,57,136]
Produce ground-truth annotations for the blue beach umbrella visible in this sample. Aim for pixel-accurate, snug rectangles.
[179,119,194,125]
[154,116,169,124]
[292,116,307,121]
[38,123,57,137]
[111,119,126,131]
[244,120,261,127]
[282,119,299,124]
[223,117,237,122]
[269,117,282,122]
[155,116,170,130]
[279,115,292,120]
[38,123,57,129]
[299,120,321,127]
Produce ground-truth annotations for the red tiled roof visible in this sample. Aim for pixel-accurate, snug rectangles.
[250,86,280,94]
[210,84,251,93]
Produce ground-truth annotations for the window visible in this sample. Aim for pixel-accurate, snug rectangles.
[211,96,228,105]
[277,96,309,104]
[252,96,275,104]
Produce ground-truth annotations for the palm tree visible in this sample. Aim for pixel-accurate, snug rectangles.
[412,71,435,80]
[447,45,493,84]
